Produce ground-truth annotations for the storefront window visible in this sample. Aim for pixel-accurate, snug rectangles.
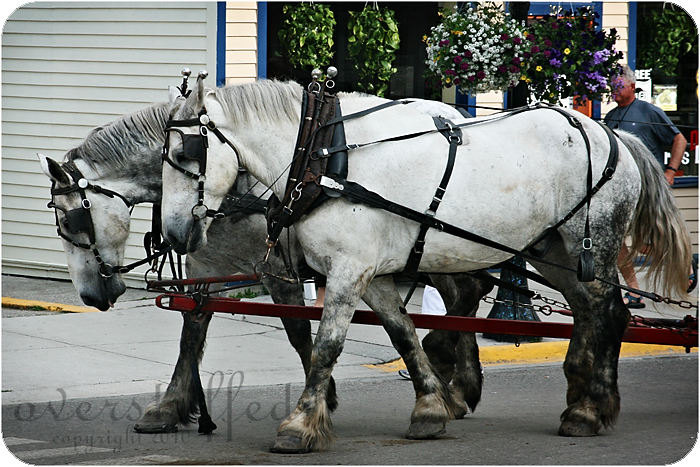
[636,2,698,179]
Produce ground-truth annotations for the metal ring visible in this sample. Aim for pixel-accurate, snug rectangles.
[99,262,114,278]
[582,238,593,250]
[82,199,92,209]
[192,204,208,220]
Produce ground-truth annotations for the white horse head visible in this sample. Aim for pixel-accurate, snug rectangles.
[39,154,131,310]
[38,103,169,310]
[161,73,302,254]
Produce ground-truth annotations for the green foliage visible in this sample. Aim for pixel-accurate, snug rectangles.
[347,4,401,97]
[231,288,261,299]
[279,3,336,70]
[638,5,697,76]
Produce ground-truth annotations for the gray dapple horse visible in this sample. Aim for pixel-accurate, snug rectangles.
[40,96,488,434]
[160,75,691,452]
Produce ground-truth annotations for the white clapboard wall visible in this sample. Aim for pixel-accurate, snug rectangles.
[2,2,220,287]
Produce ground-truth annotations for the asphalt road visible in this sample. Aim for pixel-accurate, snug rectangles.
[3,354,697,465]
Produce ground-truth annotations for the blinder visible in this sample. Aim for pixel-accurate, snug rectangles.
[48,162,132,279]
[162,109,243,221]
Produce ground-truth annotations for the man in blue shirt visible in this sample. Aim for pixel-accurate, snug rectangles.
[605,65,687,185]
[604,65,688,308]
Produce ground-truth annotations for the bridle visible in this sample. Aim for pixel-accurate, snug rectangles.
[162,71,248,221]
[48,162,134,279]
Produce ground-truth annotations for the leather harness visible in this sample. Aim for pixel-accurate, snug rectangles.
[161,82,620,288]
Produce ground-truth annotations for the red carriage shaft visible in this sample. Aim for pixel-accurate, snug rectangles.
[156,294,698,350]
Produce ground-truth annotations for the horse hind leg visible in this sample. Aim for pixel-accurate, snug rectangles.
[532,232,629,437]
[363,276,460,439]
[134,312,212,433]
[423,274,493,418]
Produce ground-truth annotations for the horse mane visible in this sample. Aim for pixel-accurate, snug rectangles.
[64,102,170,172]
[213,80,303,127]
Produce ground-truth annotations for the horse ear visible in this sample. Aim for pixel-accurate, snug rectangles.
[168,85,181,104]
[186,70,208,112]
[38,153,69,184]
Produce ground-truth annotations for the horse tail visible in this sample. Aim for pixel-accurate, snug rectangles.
[616,130,692,299]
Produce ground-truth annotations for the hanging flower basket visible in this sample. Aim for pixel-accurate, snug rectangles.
[525,8,624,105]
[424,3,528,95]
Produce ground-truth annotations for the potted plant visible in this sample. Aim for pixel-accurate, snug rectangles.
[424,3,528,95]
[278,3,336,71]
[525,8,624,105]
[347,3,401,97]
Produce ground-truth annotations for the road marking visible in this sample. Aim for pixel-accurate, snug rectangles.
[365,341,698,372]
[10,446,113,461]
[1,297,97,313]
[79,454,182,464]
[4,437,47,446]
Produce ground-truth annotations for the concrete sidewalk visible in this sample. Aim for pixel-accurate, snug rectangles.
[2,273,696,406]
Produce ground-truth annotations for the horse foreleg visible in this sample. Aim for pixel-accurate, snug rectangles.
[425,274,492,418]
[265,277,339,412]
[270,269,370,453]
[134,311,212,433]
[363,275,459,439]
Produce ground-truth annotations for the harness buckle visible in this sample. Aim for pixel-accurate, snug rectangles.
[582,237,593,250]
[82,198,92,209]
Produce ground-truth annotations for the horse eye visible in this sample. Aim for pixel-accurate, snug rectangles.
[174,147,185,162]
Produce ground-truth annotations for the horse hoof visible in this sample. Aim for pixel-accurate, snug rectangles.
[558,420,598,437]
[453,400,468,419]
[133,421,178,434]
[406,421,446,439]
[269,434,311,454]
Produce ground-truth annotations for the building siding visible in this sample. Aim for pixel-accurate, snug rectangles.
[2,2,218,286]
[225,1,257,84]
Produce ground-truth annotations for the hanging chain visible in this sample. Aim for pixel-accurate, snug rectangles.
[482,291,698,315]
[652,294,698,310]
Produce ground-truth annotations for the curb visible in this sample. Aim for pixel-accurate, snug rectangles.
[365,340,697,372]
[1,297,98,313]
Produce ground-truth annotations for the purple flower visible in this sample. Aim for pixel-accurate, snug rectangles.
[544,39,553,47]
[513,37,522,45]
[464,50,473,58]
[509,65,519,73]
[460,62,470,70]
[512,57,521,65]
[454,56,462,64]
[593,49,610,65]
[468,75,476,82]
[477,71,486,80]
[453,78,461,85]
[439,39,450,47]
[531,46,540,53]
[498,65,508,73]
[549,58,562,67]
[500,33,509,41]
[445,69,457,76]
